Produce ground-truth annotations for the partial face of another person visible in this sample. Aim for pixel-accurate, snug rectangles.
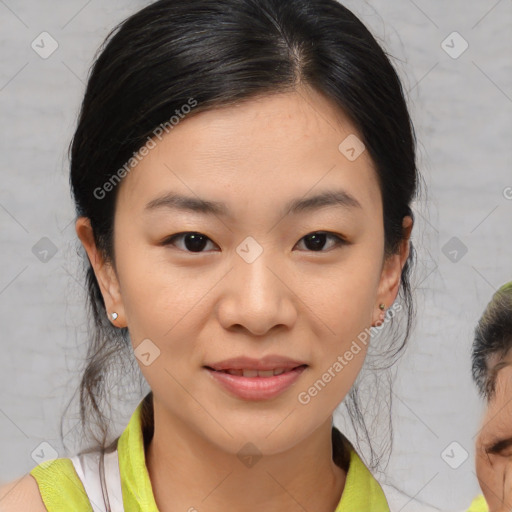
[79,88,409,457]
[476,362,512,511]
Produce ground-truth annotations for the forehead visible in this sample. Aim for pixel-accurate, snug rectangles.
[482,364,512,431]
[492,363,512,398]
[117,89,381,214]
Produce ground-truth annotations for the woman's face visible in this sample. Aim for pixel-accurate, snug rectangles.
[476,362,512,511]
[79,88,410,456]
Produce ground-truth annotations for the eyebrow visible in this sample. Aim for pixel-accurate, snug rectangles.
[144,189,362,219]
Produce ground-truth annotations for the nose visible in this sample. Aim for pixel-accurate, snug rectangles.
[216,250,297,337]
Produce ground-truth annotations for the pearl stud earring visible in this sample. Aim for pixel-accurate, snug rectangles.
[110,312,118,321]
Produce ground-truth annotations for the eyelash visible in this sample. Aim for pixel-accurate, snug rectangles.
[487,443,512,458]
[161,231,347,253]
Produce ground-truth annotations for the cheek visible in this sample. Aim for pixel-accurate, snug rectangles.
[297,271,375,395]
[477,454,504,509]
[115,240,195,324]
[314,262,380,334]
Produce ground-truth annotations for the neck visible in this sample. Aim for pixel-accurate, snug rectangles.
[144,397,347,512]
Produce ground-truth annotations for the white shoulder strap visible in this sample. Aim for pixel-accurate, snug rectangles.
[69,449,124,512]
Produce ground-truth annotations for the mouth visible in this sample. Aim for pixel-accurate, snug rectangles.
[203,363,308,401]
[204,364,308,378]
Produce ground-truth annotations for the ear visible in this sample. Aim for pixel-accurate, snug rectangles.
[372,216,413,325]
[75,216,127,328]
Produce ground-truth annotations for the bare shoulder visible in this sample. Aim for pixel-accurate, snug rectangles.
[0,473,47,511]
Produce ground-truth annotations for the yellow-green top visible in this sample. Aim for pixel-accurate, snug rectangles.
[466,494,489,512]
[30,399,390,511]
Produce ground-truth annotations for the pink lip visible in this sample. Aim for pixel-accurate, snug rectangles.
[205,365,307,401]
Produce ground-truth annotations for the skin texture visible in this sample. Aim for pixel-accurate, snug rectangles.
[476,362,512,511]
[75,87,412,512]
[0,474,47,511]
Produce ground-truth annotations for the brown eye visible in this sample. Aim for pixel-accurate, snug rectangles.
[296,231,346,252]
[162,232,217,253]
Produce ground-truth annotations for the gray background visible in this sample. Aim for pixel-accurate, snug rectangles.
[0,1,511,510]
